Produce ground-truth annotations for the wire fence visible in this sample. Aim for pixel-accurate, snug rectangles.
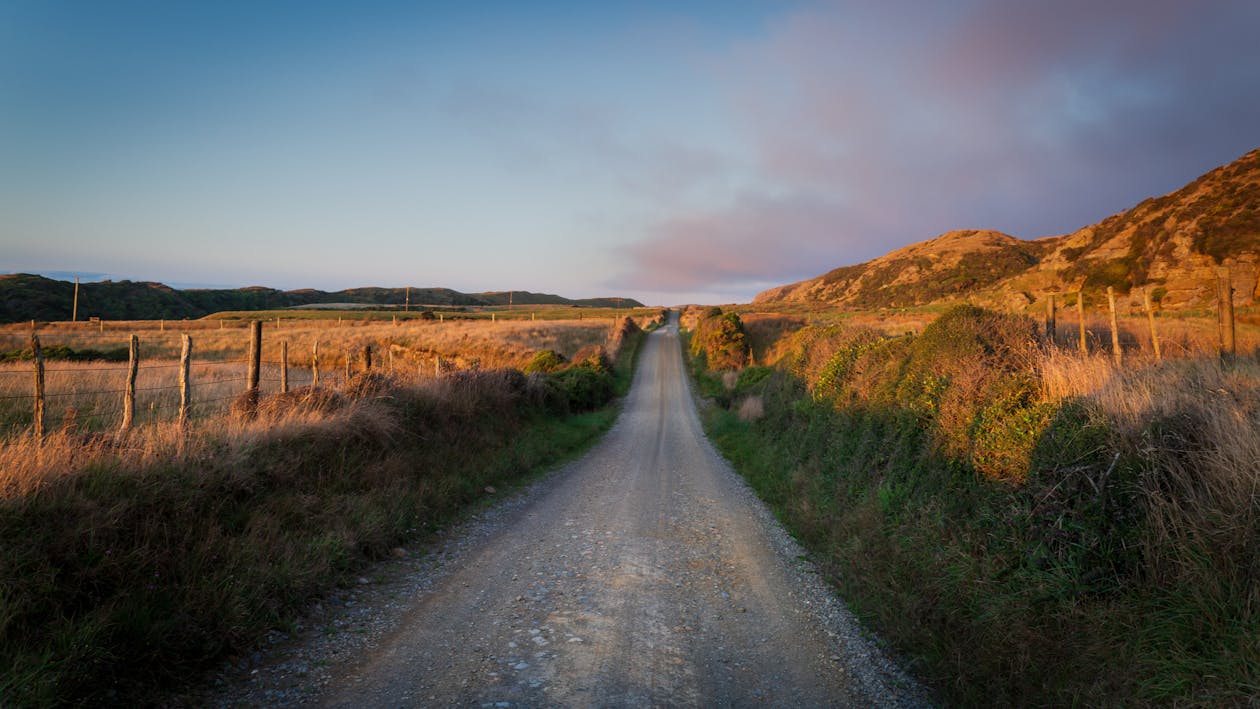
[0,328,367,438]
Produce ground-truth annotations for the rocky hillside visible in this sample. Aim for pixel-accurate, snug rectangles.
[0,275,644,323]
[755,147,1260,311]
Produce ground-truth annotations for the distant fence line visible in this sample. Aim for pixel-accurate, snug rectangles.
[7,321,394,440]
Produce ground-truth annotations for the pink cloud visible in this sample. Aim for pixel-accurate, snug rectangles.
[614,0,1260,298]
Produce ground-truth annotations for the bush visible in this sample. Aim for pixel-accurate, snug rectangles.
[523,349,567,374]
[689,309,749,370]
[547,367,615,413]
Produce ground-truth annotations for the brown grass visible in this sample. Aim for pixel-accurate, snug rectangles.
[0,318,619,434]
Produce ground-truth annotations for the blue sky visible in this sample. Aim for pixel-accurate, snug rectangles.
[2,1,1258,305]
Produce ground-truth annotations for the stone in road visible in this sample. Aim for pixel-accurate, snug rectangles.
[304,316,923,706]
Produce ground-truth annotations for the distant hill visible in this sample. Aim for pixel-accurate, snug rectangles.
[755,147,1260,311]
[0,276,644,323]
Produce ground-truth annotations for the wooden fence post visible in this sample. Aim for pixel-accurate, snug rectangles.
[280,340,289,394]
[1218,267,1236,358]
[363,345,373,371]
[31,335,44,440]
[1107,287,1121,367]
[1045,294,1056,342]
[312,341,320,387]
[121,334,138,432]
[245,320,261,416]
[1077,290,1087,354]
[179,334,192,427]
[1144,288,1162,362]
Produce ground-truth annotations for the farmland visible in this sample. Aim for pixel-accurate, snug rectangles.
[0,309,657,704]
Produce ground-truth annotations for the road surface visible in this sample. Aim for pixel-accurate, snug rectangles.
[216,314,925,707]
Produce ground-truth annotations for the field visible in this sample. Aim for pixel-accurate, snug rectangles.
[0,309,656,705]
[687,304,1260,704]
[0,308,658,436]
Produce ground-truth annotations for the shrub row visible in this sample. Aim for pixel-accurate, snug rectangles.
[688,305,1258,704]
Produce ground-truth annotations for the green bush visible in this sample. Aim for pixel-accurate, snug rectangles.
[689,309,749,370]
[548,367,615,413]
[523,349,567,374]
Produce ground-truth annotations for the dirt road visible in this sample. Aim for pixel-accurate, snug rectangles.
[221,316,925,706]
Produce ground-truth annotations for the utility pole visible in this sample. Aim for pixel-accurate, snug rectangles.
[72,277,79,322]
[405,286,410,312]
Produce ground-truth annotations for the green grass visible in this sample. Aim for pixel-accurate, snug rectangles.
[684,307,1259,705]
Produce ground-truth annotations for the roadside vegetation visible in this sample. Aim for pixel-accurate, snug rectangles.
[684,305,1259,705]
[0,314,656,706]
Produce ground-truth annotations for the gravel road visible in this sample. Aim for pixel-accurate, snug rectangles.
[205,314,928,707]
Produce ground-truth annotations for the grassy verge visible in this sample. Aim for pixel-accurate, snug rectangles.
[0,327,644,707]
[683,307,1259,705]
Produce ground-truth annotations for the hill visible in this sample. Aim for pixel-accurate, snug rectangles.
[0,276,644,323]
[755,147,1260,311]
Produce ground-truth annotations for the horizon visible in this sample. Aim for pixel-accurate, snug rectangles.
[4,1,1259,305]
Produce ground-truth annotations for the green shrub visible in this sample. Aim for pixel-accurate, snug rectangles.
[548,367,615,413]
[523,349,567,374]
[689,309,749,370]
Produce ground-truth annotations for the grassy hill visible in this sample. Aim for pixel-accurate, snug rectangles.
[0,275,644,323]
[756,147,1260,311]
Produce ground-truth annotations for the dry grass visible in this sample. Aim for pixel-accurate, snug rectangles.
[0,318,620,434]
[696,305,1260,702]
[0,318,646,705]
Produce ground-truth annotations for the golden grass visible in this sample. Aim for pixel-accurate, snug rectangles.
[0,317,626,435]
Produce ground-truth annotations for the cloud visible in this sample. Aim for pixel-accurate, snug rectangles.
[615,0,1260,299]
[613,192,881,293]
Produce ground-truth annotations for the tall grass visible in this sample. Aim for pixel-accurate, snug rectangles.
[0,318,624,434]
[688,305,1260,704]
[0,319,645,706]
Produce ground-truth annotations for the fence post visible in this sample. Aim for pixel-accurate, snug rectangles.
[1077,290,1087,354]
[121,334,138,432]
[280,340,289,393]
[31,335,44,440]
[1144,288,1162,362]
[1045,294,1056,342]
[245,320,261,416]
[1107,287,1121,367]
[1218,267,1236,358]
[363,345,372,371]
[312,341,320,387]
[179,334,192,427]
